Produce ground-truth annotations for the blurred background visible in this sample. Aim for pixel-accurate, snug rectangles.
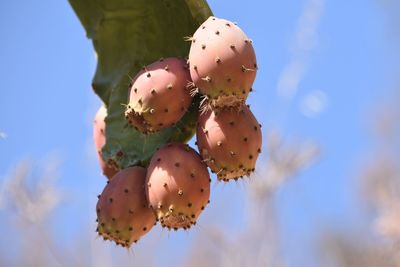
[0,0,399,266]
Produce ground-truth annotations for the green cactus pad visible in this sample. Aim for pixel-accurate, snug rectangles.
[70,0,212,169]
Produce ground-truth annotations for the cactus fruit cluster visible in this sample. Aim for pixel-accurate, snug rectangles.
[92,16,262,248]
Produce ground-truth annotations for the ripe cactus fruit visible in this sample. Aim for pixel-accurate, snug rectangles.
[125,58,193,134]
[188,16,257,109]
[196,104,262,181]
[146,143,210,230]
[93,106,119,179]
[96,166,156,247]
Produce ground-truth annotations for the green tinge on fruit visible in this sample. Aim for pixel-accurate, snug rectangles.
[146,143,211,230]
[96,167,156,247]
[196,104,262,181]
[69,0,213,169]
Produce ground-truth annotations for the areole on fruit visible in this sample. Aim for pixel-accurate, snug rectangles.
[125,58,193,134]
[188,16,257,109]
[196,104,262,181]
[146,143,211,230]
[93,106,119,179]
[96,167,156,247]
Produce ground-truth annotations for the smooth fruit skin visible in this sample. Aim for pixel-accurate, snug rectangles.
[188,16,257,109]
[93,106,119,179]
[196,104,262,181]
[146,143,210,230]
[96,167,156,247]
[125,58,193,134]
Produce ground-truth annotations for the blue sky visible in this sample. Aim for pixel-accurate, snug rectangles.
[0,0,397,266]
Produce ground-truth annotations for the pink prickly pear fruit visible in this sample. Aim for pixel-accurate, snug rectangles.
[188,16,257,109]
[96,167,156,247]
[196,104,262,181]
[93,106,119,179]
[125,58,193,134]
[146,143,210,230]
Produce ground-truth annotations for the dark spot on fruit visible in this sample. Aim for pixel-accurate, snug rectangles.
[143,227,147,231]
[175,162,180,167]
[124,189,128,193]
[188,203,192,207]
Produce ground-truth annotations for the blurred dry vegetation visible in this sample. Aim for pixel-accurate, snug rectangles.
[1,102,399,267]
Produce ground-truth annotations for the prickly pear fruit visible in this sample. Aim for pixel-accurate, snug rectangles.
[125,58,193,134]
[96,167,156,247]
[188,16,257,109]
[196,104,262,181]
[146,143,210,230]
[93,106,119,179]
